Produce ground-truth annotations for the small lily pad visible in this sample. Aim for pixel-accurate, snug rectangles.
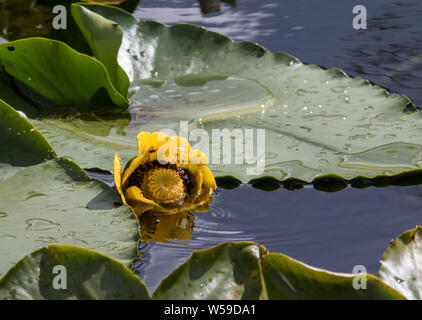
[379,226,422,300]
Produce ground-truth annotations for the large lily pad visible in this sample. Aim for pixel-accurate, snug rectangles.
[152,242,404,300]
[379,226,422,300]
[0,99,140,278]
[4,4,422,185]
[0,244,149,300]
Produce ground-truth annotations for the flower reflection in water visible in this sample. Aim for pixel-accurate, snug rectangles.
[139,211,196,245]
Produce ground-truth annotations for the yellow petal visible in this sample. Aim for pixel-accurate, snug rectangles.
[121,151,151,186]
[125,186,156,216]
[196,168,216,204]
[189,149,208,165]
[137,131,169,155]
[113,152,126,204]
[156,135,192,165]
[181,150,208,176]
[200,166,217,194]
[187,169,203,203]
[125,186,181,215]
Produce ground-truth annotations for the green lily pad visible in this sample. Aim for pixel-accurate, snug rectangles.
[71,4,129,97]
[152,242,266,300]
[0,244,149,300]
[379,226,422,300]
[0,0,141,54]
[6,4,422,185]
[261,252,405,300]
[152,241,404,300]
[0,69,42,118]
[0,38,128,109]
[0,158,141,278]
[0,98,55,166]
[0,99,140,278]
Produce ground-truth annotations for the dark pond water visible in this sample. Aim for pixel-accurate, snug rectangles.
[93,0,422,292]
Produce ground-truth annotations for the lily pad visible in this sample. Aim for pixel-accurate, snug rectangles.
[0,240,405,300]
[0,158,141,277]
[152,242,404,300]
[0,98,55,166]
[0,38,128,109]
[0,244,149,300]
[0,99,140,278]
[0,67,43,118]
[379,226,422,300]
[261,252,405,300]
[152,242,266,300]
[0,0,141,54]
[71,4,129,97]
[6,4,422,185]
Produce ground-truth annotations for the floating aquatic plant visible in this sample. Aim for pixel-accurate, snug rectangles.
[114,132,217,215]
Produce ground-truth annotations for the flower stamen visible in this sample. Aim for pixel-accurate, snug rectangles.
[144,168,186,204]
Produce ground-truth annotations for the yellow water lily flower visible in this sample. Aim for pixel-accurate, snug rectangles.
[114,132,216,216]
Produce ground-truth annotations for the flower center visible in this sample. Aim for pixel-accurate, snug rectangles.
[144,168,186,204]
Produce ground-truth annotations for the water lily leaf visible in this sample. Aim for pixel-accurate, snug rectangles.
[0,157,141,278]
[152,242,266,300]
[0,244,150,300]
[27,5,422,185]
[0,38,128,109]
[379,226,422,300]
[261,252,405,300]
[0,69,41,118]
[151,241,403,300]
[0,98,55,166]
[0,0,92,54]
[0,98,140,276]
[71,4,129,97]
[0,1,141,54]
